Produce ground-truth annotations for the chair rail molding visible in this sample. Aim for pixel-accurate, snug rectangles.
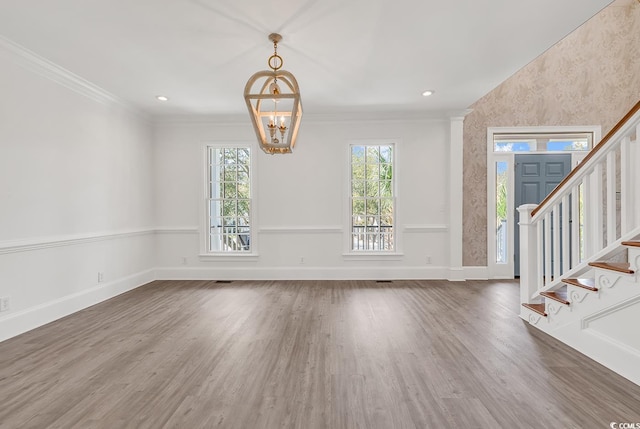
[0,228,156,255]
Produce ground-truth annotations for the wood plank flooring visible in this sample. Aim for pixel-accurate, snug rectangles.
[1,279,639,428]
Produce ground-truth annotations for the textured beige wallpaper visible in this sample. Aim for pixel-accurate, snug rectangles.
[463,0,640,267]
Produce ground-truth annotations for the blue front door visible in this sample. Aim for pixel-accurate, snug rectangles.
[514,154,571,277]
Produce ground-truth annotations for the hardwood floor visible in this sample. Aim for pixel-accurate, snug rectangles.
[1,279,639,428]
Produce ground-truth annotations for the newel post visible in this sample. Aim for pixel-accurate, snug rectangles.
[518,204,539,310]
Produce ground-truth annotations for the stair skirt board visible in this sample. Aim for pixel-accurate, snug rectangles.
[522,252,640,386]
[521,295,640,387]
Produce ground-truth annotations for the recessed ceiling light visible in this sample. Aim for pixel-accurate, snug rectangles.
[422,90,435,97]
[156,95,169,101]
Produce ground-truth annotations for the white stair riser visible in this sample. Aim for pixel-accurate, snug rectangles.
[520,306,547,326]
[627,246,640,272]
[544,299,572,321]
[536,270,639,329]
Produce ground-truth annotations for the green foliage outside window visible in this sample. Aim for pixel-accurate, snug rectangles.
[351,145,393,227]
[496,171,507,226]
[209,147,251,252]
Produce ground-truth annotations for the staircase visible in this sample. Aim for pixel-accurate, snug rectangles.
[518,100,640,386]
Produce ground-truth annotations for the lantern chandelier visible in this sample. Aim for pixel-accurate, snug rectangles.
[244,33,303,155]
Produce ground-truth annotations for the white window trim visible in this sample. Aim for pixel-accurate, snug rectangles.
[343,139,402,259]
[199,142,259,259]
[486,126,600,279]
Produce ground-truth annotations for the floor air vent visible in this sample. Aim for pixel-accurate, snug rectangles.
[215,280,233,284]
[376,280,393,283]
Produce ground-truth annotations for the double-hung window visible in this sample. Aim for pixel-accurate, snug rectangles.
[350,144,395,251]
[206,146,252,253]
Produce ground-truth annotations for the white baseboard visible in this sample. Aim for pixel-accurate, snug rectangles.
[550,324,640,386]
[155,266,451,281]
[157,266,492,281]
[447,267,466,282]
[463,266,489,280]
[0,269,155,343]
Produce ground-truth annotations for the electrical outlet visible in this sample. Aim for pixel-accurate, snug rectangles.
[98,272,105,283]
[426,256,432,264]
[299,257,305,264]
[181,256,188,265]
[0,296,10,312]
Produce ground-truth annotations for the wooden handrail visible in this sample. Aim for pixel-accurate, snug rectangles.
[531,99,640,217]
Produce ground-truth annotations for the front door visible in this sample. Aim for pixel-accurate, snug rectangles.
[514,154,571,276]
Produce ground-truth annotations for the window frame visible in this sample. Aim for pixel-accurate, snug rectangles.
[200,142,258,259]
[344,140,400,257]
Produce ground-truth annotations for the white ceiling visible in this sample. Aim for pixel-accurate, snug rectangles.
[0,0,613,117]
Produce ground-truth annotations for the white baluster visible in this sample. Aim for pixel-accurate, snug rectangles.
[606,150,616,244]
[621,136,631,234]
[562,194,570,273]
[553,205,561,279]
[545,212,552,285]
[571,184,580,267]
[636,124,640,226]
[588,164,603,257]
[537,219,544,291]
[583,172,592,258]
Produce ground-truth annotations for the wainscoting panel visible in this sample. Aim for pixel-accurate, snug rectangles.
[0,230,155,342]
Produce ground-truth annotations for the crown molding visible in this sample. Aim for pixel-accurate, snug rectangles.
[152,109,465,126]
[153,114,251,126]
[448,109,474,119]
[0,36,467,126]
[0,35,147,120]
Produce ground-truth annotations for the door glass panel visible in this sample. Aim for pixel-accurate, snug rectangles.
[494,141,533,152]
[547,139,589,151]
[496,161,508,263]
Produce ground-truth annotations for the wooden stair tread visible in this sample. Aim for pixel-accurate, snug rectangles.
[522,303,547,316]
[540,290,570,305]
[588,261,634,274]
[622,241,640,248]
[562,278,598,291]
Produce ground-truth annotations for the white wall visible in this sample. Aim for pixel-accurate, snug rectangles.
[154,115,453,280]
[0,38,464,342]
[0,42,155,341]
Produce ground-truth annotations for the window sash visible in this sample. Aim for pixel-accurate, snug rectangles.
[206,146,252,253]
[350,144,394,251]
